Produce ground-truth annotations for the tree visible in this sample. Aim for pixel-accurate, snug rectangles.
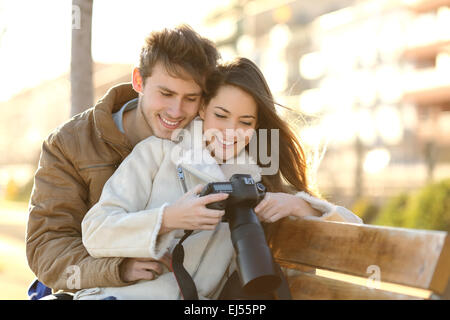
[70,0,94,117]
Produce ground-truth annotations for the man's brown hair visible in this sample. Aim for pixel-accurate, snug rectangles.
[138,24,220,94]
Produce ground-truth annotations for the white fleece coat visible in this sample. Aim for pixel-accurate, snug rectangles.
[75,119,362,300]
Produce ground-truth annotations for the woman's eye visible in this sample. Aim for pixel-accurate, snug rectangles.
[161,91,172,97]
[214,113,226,119]
[241,121,252,126]
[186,97,197,102]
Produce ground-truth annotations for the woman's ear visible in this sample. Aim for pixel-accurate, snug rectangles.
[132,67,144,94]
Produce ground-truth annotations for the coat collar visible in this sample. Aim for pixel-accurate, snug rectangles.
[172,118,262,183]
[93,83,138,151]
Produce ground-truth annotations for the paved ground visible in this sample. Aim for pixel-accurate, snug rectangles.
[0,201,35,300]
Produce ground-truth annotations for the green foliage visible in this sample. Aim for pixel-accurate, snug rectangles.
[3,177,34,203]
[403,179,450,232]
[373,193,409,228]
[15,177,34,202]
[373,179,450,232]
[351,197,380,224]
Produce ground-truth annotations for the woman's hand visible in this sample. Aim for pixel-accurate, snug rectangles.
[254,192,321,223]
[161,184,229,232]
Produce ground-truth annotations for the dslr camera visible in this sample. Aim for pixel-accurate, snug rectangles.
[199,174,281,294]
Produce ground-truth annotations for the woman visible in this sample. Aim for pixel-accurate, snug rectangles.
[75,57,362,300]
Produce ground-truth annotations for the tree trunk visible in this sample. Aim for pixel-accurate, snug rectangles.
[70,0,93,117]
[354,136,364,201]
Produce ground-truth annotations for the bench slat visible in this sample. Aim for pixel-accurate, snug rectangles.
[268,218,449,292]
[429,234,450,295]
[288,272,421,300]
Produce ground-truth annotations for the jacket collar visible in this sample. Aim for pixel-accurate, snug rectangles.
[93,83,138,151]
[173,118,262,183]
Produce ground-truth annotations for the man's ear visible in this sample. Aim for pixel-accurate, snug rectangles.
[132,67,144,93]
[198,106,205,120]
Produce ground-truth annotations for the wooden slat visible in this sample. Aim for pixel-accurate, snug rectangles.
[288,272,420,300]
[268,218,449,291]
[429,234,450,294]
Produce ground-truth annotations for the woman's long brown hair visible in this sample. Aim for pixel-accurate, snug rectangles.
[206,57,317,197]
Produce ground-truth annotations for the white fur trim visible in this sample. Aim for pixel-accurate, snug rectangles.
[295,191,335,215]
[294,191,363,224]
[149,203,176,259]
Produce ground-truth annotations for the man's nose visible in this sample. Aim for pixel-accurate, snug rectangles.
[166,98,184,119]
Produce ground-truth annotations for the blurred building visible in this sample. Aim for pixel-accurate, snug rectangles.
[205,0,450,205]
[0,63,133,193]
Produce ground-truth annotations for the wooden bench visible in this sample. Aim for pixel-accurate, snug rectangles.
[268,218,450,300]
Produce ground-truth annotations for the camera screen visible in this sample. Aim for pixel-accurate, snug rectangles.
[212,183,233,192]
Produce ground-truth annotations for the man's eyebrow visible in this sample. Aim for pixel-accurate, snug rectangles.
[215,106,256,119]
[158,86,202,96]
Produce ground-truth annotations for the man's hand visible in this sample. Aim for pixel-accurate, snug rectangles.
[119,253,172,283]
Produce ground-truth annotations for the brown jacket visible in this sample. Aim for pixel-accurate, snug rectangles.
[26,83,138,291]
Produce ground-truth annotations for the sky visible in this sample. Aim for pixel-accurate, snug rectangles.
[0,0,230,102]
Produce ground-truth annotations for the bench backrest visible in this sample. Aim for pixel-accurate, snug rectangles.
[268,218,450,300]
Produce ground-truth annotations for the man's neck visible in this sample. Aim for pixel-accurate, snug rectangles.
[122,107,152,147]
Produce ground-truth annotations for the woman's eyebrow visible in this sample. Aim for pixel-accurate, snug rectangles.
[214,106,256,119]
[214,106,230,114]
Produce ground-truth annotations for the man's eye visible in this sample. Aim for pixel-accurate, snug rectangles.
[161,91,172,97]
[186,97,197,102]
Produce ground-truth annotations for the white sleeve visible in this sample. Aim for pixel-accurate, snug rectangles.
[82,138,178,259]
[294,191,363,224]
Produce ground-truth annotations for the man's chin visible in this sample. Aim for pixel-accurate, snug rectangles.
[152,130,174,140]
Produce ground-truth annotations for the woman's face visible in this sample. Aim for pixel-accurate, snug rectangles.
[200,84,257,161]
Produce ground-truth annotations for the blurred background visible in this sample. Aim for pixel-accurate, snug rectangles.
[0,0,449,299]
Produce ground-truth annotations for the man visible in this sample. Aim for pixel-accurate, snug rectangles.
[26,24,220,295]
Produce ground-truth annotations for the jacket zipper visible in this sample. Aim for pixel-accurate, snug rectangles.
[176,166,188,193]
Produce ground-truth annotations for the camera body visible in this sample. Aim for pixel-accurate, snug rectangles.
[199,174,266,217]
[199,174,281,295]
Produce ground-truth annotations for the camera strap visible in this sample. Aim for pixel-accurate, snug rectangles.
[171,230,199,300]
[171,231,292,300]
[273,262,293,300]
[172,166,199,299]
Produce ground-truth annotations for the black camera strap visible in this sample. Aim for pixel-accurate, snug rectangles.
[172,166,199,299]
[171,230,199,300]
[273,262,293,300]
[171,229,292,300]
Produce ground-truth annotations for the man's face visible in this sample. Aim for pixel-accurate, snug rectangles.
[135,62,203,140]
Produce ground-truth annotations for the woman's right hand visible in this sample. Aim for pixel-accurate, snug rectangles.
[161,184,229,232]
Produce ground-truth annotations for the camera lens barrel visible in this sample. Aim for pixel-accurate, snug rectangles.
[228,207,281,294]
[199,174,281,295]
